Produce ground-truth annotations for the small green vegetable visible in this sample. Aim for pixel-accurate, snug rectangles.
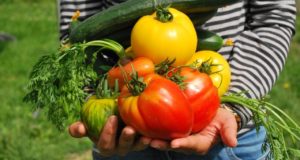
[81,77,119,140]
[196,28,224,51]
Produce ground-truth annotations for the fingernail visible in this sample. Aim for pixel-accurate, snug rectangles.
[77,124,86,135]
[171,141,180,149]
[124,128,134,135]
[109,116,117,124]
[141,138,151,145]
[151,143,160,149]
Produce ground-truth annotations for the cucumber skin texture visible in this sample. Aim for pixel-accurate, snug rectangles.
[69,0,240,43]
[197,28,224,51]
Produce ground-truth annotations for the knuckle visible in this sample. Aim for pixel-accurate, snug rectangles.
[197,149,208,155]
[117,150,129,156]
[132,144,146,151]
[98,144,114,155]
[98,149,113,157]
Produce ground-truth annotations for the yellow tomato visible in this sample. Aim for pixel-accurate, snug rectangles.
[186,50,231,96]
[131,8,197,66]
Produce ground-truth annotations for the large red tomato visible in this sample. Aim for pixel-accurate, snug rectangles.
[118,74,193,140]
[167,67,220,133]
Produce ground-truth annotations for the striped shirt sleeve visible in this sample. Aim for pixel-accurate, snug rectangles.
[225,0,296,129]
[58,0,124,40]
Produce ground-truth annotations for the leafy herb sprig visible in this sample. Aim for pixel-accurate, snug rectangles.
[221,93,300,160]
[23,39,125,130]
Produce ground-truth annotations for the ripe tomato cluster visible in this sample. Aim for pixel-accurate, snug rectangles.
[82,7,231,141]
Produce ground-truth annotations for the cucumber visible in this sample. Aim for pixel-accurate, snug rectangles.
[196,28,224,51]
[69,0,239,43]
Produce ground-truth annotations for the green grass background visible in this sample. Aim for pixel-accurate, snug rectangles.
[0,1,299,159]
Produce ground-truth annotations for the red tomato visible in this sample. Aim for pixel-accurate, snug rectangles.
[168,67,220,133]
[118,74,193,140]
[107,57,155,89]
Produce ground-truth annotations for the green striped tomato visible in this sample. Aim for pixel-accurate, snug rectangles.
[80,95,118,140]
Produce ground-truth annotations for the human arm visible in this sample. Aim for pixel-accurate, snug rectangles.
[223,0,296,129]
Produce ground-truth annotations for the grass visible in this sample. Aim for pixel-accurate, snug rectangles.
[0,1,91,160]
[0,1,299,160]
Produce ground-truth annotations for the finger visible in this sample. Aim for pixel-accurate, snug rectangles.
[68,121,87,138]
[220,117,238,147]
[170,133,216,155]
[132,136,152,151]
[150,139,171,151]
[97,115,118,156]
[117,126,137,156]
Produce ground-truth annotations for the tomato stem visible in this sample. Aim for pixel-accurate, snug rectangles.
[125,71,146,96]
[156,6,173,23]
[165,66,188,90]
[155,58,176,75]
[196,58,223,75]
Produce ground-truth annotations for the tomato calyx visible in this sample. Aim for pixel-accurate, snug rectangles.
[155,6,173,22]
[195,59,224,89]
[95,76,119,99]
[155,58,176,75]
[125,72,146,96]
[165,67,188,90]
[196,58,223,75]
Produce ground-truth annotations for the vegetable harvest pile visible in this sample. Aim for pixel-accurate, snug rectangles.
[24,0,300,159]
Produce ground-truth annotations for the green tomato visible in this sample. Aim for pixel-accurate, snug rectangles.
[81,95,118,140]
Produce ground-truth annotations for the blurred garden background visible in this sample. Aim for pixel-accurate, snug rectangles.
[0,0,300,159]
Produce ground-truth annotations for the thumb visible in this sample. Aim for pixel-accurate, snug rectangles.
[68,121,87,138]
[219,116,238,147]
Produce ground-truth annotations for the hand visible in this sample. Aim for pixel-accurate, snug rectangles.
[68,115,152,157]
[150,108,238,155]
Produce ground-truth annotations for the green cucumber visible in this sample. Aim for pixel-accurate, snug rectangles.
[196,28,224,51]
[69,0,239,43]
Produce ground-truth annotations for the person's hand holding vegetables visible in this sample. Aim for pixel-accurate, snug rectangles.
[149,107,238,155]
[68,116,152,156]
